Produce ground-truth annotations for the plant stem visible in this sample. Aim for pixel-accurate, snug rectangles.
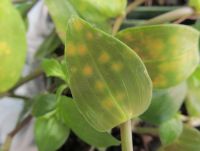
[112,0,146,35]
[120,120,133,151]
[10,68,43,92]
[142,6,194,25]
[1,115,32,151]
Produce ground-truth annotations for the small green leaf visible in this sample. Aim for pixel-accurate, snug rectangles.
[141,83,187,125]
[69,0,127,22]
[189,0,200,12]
[58,96,120,148]
[44,0,77,42]
[35,30,61,59]
[159,117,183,146]
[160,126,200,151]
[32,94,57,117]
[0,0,27,93]
[116,24,200,88]
[65,17,152,131]
[186,65,200,117]
[42,58,68,82]
[34,113,70,151]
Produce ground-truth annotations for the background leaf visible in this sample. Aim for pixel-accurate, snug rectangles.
[0,0,27,93]
[160,126,200,151]
[34,113,70,151]
[69,0,127,22]
[58,96,120,148]
[141,83,187,125]
[116,24,199,88]
[44,0,77,42]
[65,17,152,131]
[159,117,183,146]
[186,65,200,117]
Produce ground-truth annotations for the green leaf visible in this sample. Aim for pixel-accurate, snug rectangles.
[0,0,27,93]
[42,58,68,82]
[160,126,200,151]
[58,96,120,148]
[65,17,152,131]
[32,94,57,117]
[35,30,61,59]
[141,83,187,125]
[159,117,183,146]
[189,0,200,12]
[34,112,70,151]
[186,65,200,117]
[69,0,127,22]
[116,24,200,88]
[44,0,77,42]
[15,0,37,19]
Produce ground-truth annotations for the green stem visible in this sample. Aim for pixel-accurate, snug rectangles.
[142,6,194,25]
[112,0,146,35]
[10,68,43,92]
[120,120,133,151]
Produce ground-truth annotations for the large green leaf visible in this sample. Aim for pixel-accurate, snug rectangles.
[159,117,183,146]
[65,17,152,131]
[44,0,77,42]
[141,83,187,125]
[160,126,200,151]
[0,0,27,93]
[69,0,126,22]
[58,96,120,147]
[34,112,70,151]
[116,25,199,88]
[186,65,200,117]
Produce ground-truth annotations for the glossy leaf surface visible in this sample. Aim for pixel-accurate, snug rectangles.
[160,126,200,151]
[116,24,199,88]
[69,0,126,21]
[59,96,120,147]
[35,113,70,151]
[186,65,200,117]
[0,0,27,93]
[42,58,68,82]
[32,94,57,117]
[65,17,152,131]
[141,83,187,125]
[45,0,77,42]
[159,117,183,146]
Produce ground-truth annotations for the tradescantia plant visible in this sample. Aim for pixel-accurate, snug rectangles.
[1,0,200,151]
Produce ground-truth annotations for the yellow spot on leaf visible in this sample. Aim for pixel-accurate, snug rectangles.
[146,39,164,59]
[0,42,11,55]
[98,52,110,63]
[83,65,93,76]
[78,44,87,55]
[116,92,126,101]
[111,62,123,72]
[153,75,167,87]
[101,98,113,109]
[124,34,133,41]
[73,20,83,31]
[86,32,93,40]
[95,80,105,91]
[67,42,76,56]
